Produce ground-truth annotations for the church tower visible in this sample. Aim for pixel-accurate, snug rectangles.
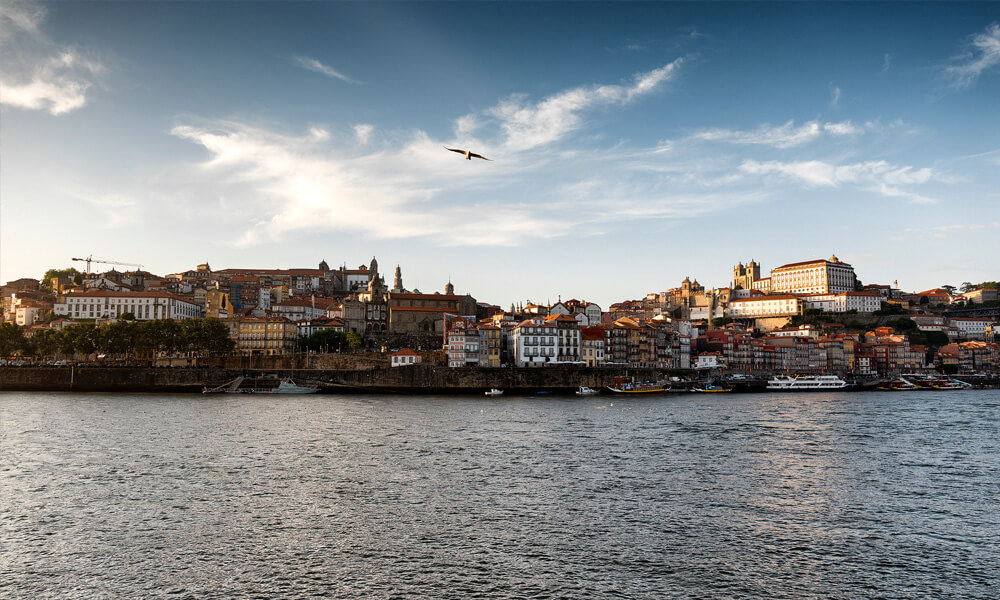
[392,265,404,293]
[445,280,454,295]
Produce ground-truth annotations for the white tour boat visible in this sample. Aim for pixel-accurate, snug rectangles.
[575,386,599,396]
[767,375,849,391]
[485,388,504,396]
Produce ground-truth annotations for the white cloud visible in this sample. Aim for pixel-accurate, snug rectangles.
[353,124,373,145]
[0,0,45,37]
[944,23,1000,90]
[829,86,841,108]
[293,55,358,84]
[0,1,104,115]
[171,121,571,247]
[2,51,103,114]
[167,59,771,249]
[688,120,869,148]
[882,53,892,73]
[480,58,683,151]
[740,159,938,203]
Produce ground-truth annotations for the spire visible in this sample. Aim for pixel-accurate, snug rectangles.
[392,265,403,292]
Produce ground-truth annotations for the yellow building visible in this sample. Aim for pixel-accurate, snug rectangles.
[234,316,297,355]
[479,323,502,367]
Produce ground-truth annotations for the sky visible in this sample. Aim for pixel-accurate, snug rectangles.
[1,1,998,308]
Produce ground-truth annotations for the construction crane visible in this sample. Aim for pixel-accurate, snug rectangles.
[71,255,144,285]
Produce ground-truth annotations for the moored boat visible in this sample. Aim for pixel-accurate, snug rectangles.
[691,383,732,393]
[485,388,504,396]
[767,375,848,391]
[204,377,318,394]
[575,386,599,396]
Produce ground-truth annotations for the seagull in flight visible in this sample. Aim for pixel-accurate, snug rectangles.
[445,147,492,161]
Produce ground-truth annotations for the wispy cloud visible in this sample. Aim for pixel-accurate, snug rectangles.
[889,223,996,241]
[481,58,684,151]
[0,0,105,115]
[829,85,841,108]
[688,120,872,149]
[943,22,1000,90]
[293,55,358,84]
[0,0,45,38]
[740,159,938,204]
[881,53,892,73]
[353,123,373,145]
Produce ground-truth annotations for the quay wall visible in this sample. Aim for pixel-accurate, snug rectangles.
[3,366,995,393]
[0,365,677,394]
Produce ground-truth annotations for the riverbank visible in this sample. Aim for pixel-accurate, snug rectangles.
[2,365,997,394]
[0,365,682,394]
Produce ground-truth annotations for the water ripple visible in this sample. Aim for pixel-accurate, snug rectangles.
[1,390,999,598]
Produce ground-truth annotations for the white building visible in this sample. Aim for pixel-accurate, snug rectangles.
[297,316,346,339]
[834,292,881,313]
[510,318,558,367]
[695,352,723,369]
[950,317,996,340]
[727,295,801,319]
[769,255,856,295]
[55,291,203,320]
[272,297,331,322]
[390,349,422,367]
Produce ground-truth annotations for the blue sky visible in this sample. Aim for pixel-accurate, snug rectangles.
[2,1,998,307]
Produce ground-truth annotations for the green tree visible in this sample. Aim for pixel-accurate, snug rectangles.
[886,318,918,332]
[303,329,350,352]
[28,329,63,357]
[40,267,83,292]
[0,322,27,356]
[95,320,138,356]
[68,323,97,355]
[711,317,733,328]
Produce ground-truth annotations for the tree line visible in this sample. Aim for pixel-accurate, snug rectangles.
[0,318,235,359]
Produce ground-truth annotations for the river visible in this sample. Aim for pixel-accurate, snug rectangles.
[2,390,998,598]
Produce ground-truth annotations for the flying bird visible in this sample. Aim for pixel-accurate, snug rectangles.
[445,147,492,161]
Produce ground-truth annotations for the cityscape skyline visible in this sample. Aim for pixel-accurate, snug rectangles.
[2,1,998,308]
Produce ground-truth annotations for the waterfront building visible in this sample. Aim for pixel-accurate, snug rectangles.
[544,314,581,363]
[580,327,606,367]
[231,315,297,356]
[445,316,482,367]
[390,349,422,367]
[478,323,502,367]
[511,318,557,367]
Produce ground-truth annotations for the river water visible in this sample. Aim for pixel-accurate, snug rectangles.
[2,390,999,599]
